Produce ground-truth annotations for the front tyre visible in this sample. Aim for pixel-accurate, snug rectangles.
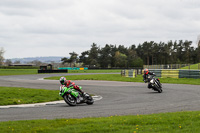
[155,80,162,93]
[86,95,94,105]
[156,86,162,93]
[63,94,77,106]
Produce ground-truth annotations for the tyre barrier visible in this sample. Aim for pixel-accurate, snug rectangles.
[179,70,200,78]
[121,69,136,78]
[149,69,200,79]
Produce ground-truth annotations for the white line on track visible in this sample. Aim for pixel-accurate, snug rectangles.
[37,78,44,80]
[0,95,102,109]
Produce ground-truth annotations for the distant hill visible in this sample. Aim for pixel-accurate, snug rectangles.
[8,56,64,64]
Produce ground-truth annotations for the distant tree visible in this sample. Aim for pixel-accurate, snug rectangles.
[118,45,128,55]
[61,51,78,67]
[109,44,118,67]
[0,47,5,66]
[190,47,197,63]
[166,41,174,64]
[79,51,89,66]
[99,44,112,67]
[5,59,12,66]
[171,41,178,64]
[142,41,152,65]
[75,40,199,67]
[136,44,144,63]
[177,40,184,63]
[69,51,78,67]
[182,40,192,64]
[88,43,100,67]
[127,45,143,67]
[114,51,127,67]
[197,46,200,63]
[61,57,70,65]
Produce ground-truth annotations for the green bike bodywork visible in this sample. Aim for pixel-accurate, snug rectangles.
[59,86,82,98]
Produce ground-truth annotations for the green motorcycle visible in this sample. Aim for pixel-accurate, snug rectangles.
[59,85,94,106]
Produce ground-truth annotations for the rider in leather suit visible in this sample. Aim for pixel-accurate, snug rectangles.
[143,68,156,88]
[59,77,86,96]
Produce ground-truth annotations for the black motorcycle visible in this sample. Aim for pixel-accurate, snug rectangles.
[144,74,163,93]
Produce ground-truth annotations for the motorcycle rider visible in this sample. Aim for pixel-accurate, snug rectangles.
[59,77,86,97]
[143,68,156,89]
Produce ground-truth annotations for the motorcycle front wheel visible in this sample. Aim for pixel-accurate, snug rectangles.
[156,86,162,93]
[86,95,94,105]
[155,80,162,93]
[63,94,77,106]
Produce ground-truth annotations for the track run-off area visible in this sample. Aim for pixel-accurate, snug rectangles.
[0,73,200,121]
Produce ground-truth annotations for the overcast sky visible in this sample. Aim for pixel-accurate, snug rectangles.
[0,0,200,59]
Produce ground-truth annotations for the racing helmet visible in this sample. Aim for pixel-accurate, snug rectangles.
[144,68,149,74]
[60,77,66,85]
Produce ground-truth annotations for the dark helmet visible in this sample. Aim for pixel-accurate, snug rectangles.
[144,68,149,74]
[60,77,66,85]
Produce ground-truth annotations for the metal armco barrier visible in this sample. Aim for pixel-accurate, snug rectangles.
[149,69,200,79]
[121,69,136,78]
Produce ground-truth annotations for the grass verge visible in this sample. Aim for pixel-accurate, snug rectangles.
[0,69,120,76]
[68,69,121,73]
[0,111,200,132]
[0,87,62,105]
[46,74,200,85]
[0,69,38,76]
[181,63,200,70]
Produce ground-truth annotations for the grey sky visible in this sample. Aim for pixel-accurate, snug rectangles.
[0,0,200,59]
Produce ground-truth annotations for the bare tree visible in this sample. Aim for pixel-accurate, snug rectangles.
[0,47,5,66]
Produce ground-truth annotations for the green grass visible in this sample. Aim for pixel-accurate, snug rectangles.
[46,74,200,85]
[0,111,200,133]
[0,69,38,76]
[0,69,120,76]
[160,77,200,85]
[46,74,141,82]
[181,63,200,70]
[0,87,62,105]
[46,74,140,82]
[68,69,121,73]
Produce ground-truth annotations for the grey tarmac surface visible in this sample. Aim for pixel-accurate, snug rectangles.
[0,73,200,121]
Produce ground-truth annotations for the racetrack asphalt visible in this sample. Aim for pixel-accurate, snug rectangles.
[0,73,200,121]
